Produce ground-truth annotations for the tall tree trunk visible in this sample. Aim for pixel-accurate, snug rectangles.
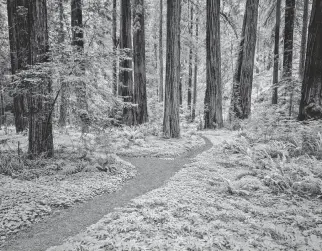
[159,0,164,102]
[58,0,68,127]
[119,0,135,126]
[112,0,118,96]
[282,0,295,116]
[204,0,223,129]
[229,0,259,120]
[299,0,309,80]
[7,0,29,133]
[191,0,199,122]
[154,38,158,97]
[283,0,295,78]
[25,0,53,158]
[298,0,322,121]
[272,0,281,104]
[163,0,181,138]
[187,2,193,118]
[71,0,88,133]
[133,0,148,124]
[179,77,183,106]
[0,80,4,127]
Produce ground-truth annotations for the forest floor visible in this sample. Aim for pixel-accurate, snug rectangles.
[2,127,322,251]
[0,126,205,250]
[45,129,322,251]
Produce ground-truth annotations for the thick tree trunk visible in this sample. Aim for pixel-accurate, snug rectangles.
[179,78,183,106]
[27,0,53,158]
[154,39,158,97]
[283,0,295,78]
[163,0,181,138]
[112,0,118,96]
[58,81,69,127]
[159,0,164,102]
[119,0,135,126]
[58,0,68,127]
[0,80,4,127]
[187,2,193,117]
[133,0,148,124]
[299,0,309,80]
[282,0,295,116]
[7,0,29,132]
[298,0,322,121]
[191,0,199,122]
[272,0,281,104]
[71,0,88,133]
[13,94,27,132]
[229,0,259,120]
[204,0,223,129]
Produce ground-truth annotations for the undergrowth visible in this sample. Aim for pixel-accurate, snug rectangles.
[225,107,322,197]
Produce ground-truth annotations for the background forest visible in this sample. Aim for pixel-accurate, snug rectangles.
[0,0,319,145]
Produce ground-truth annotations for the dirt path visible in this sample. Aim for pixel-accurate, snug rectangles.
[2,136,212,251]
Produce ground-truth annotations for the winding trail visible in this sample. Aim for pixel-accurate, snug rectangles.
[3,136,213,251]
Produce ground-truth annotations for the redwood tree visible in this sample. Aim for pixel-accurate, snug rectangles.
[282,0,296,116]
[119,0,135,125]
[163,0,181,138]
[272,0,281,104]
[112,0,118,96]
[7,0,29,132]
[298,0,322,120]
[0,78,4,127]
[191,0,199,122]
[282,0,295,79]
[187,2,193,116]
[204,0,223,128]
[58,0,68,127]
[7,0,53,157]
[299,0,309,80]
[159,0,164,102]
[229,0,259,120]
[71,0,88,133]
[133,0,148,124]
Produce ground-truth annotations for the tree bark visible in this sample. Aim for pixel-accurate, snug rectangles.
[191,0,199,122]
[158,0,164,102]
[298,0,322,121]
[58,0,68,127]
[299,0,309,80]
[272,0,281,105]
[283,0,295,78]
[179,77,183,106]
[133,0,148,124]
[229,0,259,120]
[7,0,29,132]
[71,0,88,133]
[27,0,53,158]
[163,0,181,138]
[204,0,223,129]
[112,0,118,96]
[7,0,53,157]
[282,0,295,116]
[154,38,158,97]
[119,0,135,126]
[187,2,193,118]
[0,80,4,127]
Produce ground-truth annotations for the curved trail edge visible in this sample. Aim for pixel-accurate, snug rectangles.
[4,136,213,251]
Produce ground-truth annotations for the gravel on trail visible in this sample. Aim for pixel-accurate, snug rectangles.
[2,136,212,251]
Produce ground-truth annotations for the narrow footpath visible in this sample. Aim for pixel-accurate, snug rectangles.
[3,137,213,251]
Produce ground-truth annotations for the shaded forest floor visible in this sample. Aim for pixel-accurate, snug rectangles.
[1,124,322,251]
[0,126,204,248]
[47,129,322,251]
